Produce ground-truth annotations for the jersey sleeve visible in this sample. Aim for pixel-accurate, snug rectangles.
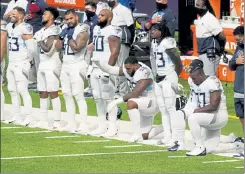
[134,67,151,82]
[0,20,7,32]
[208,77,222,92]
[22,23,33,35]
[109,26,122,38]
[161,37,177,49]
[78,24,90,34]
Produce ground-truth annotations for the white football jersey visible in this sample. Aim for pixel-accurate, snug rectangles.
[36,24,61,70]
[123,62,154,97]
[188,76,227,110]
[62,23,89,64]
[1,20,7,71]
[151,37,176,76]
[6,22,33,62]
[92,25,121,67]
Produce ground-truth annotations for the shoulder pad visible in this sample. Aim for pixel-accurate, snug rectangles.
[160,37,177,49]
[78,23,90,33]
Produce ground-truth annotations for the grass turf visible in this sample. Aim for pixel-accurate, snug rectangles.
[1,77,244,173]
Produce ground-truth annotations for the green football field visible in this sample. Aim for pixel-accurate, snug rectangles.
[1,77,244,173]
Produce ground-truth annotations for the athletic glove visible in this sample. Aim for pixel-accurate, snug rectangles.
[107,97,124,114]
[59,28,69,40]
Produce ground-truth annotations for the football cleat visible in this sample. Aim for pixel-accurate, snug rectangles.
[168,141,186,152]
[234,137,244,143]
[186,145,206,156]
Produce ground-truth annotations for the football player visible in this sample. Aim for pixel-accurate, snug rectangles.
[5,7,35,125]
[92,56,163,141]
[55,9,90,133]
[150,23,182,145]
[87,9,121,136]
[169,59,244,156]
[1,20,7,122]
[33,7,61,129]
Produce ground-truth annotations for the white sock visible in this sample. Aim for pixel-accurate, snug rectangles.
[171,110,186,144]
[159,106,171,139]
[75,94,87,123]
[188,115,203,146]
[64,94,76,124]
[148,125,164,139]
[40,98,48,122]
[128,109,141,136]
[220,134,236,143]
[19,91,32,120]
[95,99,107,128]
[106,100,117,130]
[51,97,61,122]
[212,143,238,153]
[1,86,5,120]
[10,91,21,120]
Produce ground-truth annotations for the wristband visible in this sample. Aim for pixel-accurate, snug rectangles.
[149,19,153,25]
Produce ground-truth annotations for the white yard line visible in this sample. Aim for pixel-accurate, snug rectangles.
[45,135,80,139]
[235,166,244,169]
[15,131,52,134]
[73,140,111,143]
[104,145,142,148]
[202,159,241,164]
[168,156,187,158]
[1,150,168,160]
[1,127,23,129]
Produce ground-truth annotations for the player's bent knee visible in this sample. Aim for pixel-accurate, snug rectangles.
[127,100,138,110]
[49,91,59,99]
[39,91,49,98]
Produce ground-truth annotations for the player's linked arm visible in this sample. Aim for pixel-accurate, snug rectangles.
[194,91,221,113]
[108,36,121,66]
[38,36,58,53]
[123,79,153,102]
[22,34,35,55]
[69,32,89,52]
[165,48,183,75]
[0,30,7,62]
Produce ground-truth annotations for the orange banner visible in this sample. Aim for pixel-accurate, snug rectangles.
[46,0,85,9]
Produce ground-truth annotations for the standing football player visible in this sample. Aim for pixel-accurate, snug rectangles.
[55,9,90,133]
[33,7,61,129]
[1,20,7,122]
[169,59,244,156]
[92,56,163,141]
[5,7,34,125]
[150,23,182,145]
[88,9,121,136]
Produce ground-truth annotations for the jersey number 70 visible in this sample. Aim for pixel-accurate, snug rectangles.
[93,36,104,52]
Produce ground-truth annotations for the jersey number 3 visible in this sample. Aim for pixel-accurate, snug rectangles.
[8,37,19,52]
[154,52,165,68]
